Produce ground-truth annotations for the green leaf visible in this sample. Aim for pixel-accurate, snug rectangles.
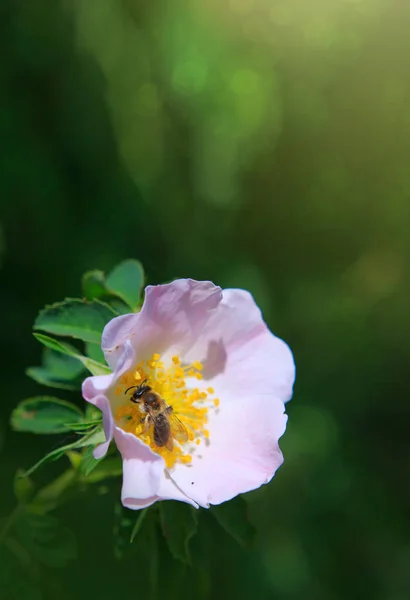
[82,456,122,483]
[33,333,111,375]
[85,341,105,363]
[106,259,144,311]
[26,369,80,392]
[63,419,102,432]
[26,348,87,391]
[14,513,77,567]
[33,333,79,355]
[130,508,148,543]
[210,496,255,548]
[82,270,107,300]
[159,501,198,565]
[105,297,133,315]
[34,298,117,344]
[20,427,106,478]
[78,446,100,477]
[82,265,142,313]
[10,397,83,435]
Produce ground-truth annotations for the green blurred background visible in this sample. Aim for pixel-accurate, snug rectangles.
[1,0,410,598]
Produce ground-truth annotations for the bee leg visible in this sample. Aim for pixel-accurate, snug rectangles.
[165,405,173,414]
[141,415,152,433]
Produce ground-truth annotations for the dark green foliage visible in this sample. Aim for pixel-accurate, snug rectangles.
[20,428,105,478]
[113,503,136,560]
[82,271,107,301]
[33,333,110,375]
[159,501,198,565]
[10,397,83,434]
[26,348,87,391]
[0,545,44,600]
[14,513,77,568]
[105,259,145,311]
[82,260,144,311]
[210,496,255,548]
[34,299,117,344]
[130,507,148,543]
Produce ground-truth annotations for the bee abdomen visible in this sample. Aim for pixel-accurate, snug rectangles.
[153,414,170,447]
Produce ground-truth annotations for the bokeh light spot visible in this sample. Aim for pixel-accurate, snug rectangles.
[230,69,259,95]
[172,59,208,95]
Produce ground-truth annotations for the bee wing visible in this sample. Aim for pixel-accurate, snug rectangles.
[168,412,189,443]
[164,436,174,452]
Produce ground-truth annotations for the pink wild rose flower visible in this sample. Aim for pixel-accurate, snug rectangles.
[82,279,295,509]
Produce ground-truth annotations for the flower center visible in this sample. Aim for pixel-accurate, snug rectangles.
[114,354,219,468]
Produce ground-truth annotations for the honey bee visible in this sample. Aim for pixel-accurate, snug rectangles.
[125,380,188,451]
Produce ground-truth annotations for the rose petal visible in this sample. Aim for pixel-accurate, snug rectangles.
[92,395,114,459]
[157,473,198,508]
[185,288,295,402]
[170,289,294,506]
[114,428,198,509]
[170,393,287,507]
[114,428,165,508]
[100,314,139,371]
[102,279,222,368]
[82,340,136,404]
[82,341,136,458]
[82,374,114,403]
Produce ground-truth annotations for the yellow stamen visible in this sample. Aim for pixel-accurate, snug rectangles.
[114,354,216,468]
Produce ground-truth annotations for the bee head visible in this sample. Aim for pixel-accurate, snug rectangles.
[125,379,152,403]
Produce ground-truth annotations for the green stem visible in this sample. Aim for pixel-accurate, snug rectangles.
[31,468,79,513]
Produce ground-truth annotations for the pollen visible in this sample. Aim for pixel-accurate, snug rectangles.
[115,352,217,469]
